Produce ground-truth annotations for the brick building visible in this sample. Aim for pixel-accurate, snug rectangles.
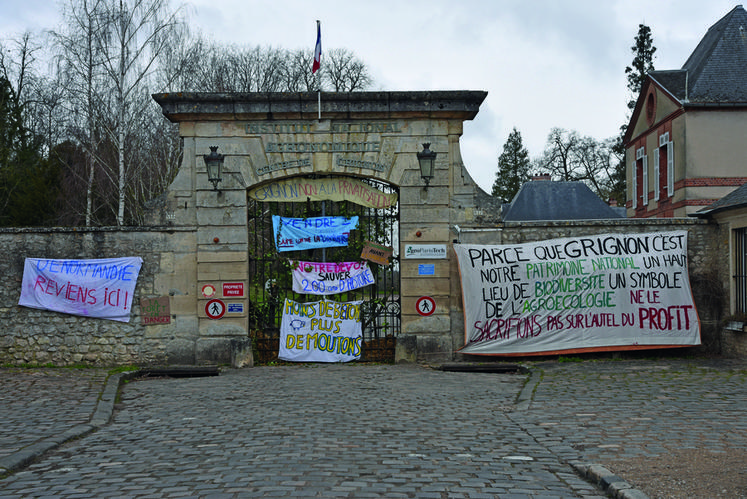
[625,5,747,218]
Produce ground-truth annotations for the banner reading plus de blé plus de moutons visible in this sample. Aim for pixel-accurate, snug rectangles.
[279,298,363,362]
[454,231,700,355]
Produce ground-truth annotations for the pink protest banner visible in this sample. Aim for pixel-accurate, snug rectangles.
[291,260,375,295]
[19,257,143,322]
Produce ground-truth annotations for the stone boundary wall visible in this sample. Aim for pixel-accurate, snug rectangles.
[0,216,735,366]
[0,227,197,366]
[453,217,729,356]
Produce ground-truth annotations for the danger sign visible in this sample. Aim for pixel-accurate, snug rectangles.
[416,296,436,316]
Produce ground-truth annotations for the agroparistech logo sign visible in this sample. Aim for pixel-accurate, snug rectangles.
[404,244,447,259]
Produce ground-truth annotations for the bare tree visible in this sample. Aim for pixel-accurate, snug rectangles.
[283,48,317,92]
[94,0,186,226]
[537,128,582,181]
[323,48,372,91]
[536,128,621,199]
[51,0,108,226]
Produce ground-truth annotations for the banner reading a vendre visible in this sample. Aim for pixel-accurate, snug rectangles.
[19,257,143,322]
[453,231,700,355]
[292,260,375,295]
[279,298,363,362]
[273,215,358,252]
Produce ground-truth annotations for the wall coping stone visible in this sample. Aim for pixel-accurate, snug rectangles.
[152,91,488,122]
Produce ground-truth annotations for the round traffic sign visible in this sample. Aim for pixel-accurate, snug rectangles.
[415,296,436,316]
[205,299,225,319]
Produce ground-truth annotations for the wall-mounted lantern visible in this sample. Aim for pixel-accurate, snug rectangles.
[203,146,225,191]
[416,142,436,190]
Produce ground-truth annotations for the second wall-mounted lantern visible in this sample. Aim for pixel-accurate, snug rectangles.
[417,142,437,190]
[203,146,225,191]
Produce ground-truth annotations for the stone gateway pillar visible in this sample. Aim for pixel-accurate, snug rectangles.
[152,91,488,363]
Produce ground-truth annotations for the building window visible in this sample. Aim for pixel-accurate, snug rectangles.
[736,227,747,314]
[656,132,674,201]
[631,160,637,209]
[635,147,648,207]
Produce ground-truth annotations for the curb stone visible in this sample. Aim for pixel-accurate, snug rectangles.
[0,370,138,476]
[571,461,650,499]
[515,366,541,410]
[516,369,650,499]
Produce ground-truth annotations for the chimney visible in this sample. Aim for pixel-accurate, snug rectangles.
[608,198,618,207]
[532,173,551,181]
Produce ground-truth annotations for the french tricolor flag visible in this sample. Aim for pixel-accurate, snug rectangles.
[312,20,321,74]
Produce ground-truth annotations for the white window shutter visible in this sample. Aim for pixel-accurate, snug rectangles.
[642,155,649,206]
[654,148,660,201]
[667,141,674,197]
[631,161,637,210]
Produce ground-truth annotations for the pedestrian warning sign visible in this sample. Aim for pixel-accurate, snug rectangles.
[416,296,436,316]
[205,299,225,319]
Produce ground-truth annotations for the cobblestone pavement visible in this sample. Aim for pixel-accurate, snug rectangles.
[0,368,108,460]
[1,359,746,498]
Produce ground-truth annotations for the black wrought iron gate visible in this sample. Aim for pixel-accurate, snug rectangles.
[247,176,400,363]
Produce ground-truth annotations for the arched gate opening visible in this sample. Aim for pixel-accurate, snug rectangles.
[247,175,400,363]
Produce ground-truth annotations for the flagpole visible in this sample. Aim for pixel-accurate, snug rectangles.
[313,20,321,120]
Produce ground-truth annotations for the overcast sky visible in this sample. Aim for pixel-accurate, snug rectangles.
[0,0,741,191]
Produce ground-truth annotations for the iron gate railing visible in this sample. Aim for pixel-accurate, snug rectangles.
[247,175,400,363]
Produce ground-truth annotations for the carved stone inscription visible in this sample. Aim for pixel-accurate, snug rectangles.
[247,121,400,176]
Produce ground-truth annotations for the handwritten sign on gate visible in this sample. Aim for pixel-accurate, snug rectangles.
[19,257,143,322]
[249,177,398,209]
[453,231,700,355]
[272,215,359,252]
[279,298,363,362]
[292,260,375,295]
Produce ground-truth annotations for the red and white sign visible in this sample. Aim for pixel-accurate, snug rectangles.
[416,296,436,316]
[201,284,216,298]
[223,282,244,297]
[205,299,225,319]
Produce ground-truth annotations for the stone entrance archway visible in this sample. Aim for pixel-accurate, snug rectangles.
[246,174,400,363]
[152,91,488,364]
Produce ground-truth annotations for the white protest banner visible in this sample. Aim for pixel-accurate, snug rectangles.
[272,215,359,252]
[291,260,375,295]
[19,257,143,322]
[279,298,363,362]
[454,231,700,355]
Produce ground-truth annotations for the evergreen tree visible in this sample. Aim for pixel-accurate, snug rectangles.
[612,24,657,205]
[625,24,656,111]
[492,127,530,202]
[0,76,58,226]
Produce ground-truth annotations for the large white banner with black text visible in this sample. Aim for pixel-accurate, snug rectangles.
[454,231,700,355]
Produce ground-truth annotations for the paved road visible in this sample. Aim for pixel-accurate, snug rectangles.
[1,359,746,498]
